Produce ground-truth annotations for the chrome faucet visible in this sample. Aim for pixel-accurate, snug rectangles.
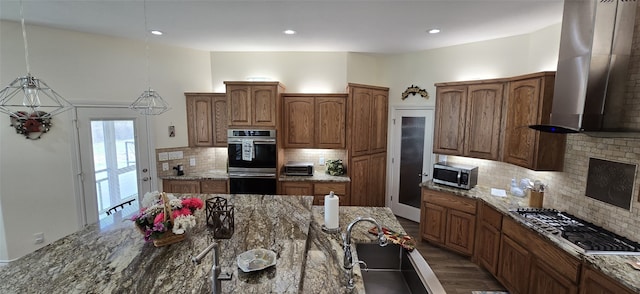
[192,240,232,294]
[343,217,388,289]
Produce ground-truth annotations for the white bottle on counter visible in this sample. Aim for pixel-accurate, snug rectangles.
[324,191,339,230]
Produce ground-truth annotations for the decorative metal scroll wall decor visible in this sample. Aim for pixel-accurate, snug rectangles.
[401,85,429,100]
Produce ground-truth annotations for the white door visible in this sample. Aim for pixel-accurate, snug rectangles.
[389,107,435,222]
[76,107,154,226]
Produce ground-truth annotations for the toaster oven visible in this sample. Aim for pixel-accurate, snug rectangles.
[283,162,314,176]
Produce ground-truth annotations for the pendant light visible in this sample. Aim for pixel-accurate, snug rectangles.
[129,0,170,115]
[0,0,74,139]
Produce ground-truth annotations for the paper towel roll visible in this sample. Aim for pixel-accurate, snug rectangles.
[324,191,339,229]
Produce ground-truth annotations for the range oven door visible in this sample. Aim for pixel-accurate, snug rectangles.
[228,174,277,195]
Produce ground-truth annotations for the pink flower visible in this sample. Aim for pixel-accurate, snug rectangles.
[154,212,165,224]
[182,198,204,210]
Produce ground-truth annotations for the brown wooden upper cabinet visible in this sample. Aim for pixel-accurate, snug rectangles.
[282,94,346,149]
[225,81,285,128]
[503,72,566,171]
[433,72,566,171]
[433,83,504,160]
[185,93,227,147]
[348,84,389,157]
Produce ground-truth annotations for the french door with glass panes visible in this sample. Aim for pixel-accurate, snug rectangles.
[76,107,154,225]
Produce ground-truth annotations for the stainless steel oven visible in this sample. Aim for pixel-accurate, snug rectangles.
[227,129,277,194]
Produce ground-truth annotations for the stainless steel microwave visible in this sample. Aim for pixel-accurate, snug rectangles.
[432,162,478,190]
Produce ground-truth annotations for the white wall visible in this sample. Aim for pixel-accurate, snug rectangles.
[346,53,387,86]
[210,52,348,93]
[0,20,212,260]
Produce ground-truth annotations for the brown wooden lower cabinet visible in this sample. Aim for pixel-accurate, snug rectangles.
[200,179,228,194]
[350,153,386,207]
[280,181,349,206]
[420,188,477,256]
[475,201,503,276]
[498,235,531,294]
[580,265,635,294]
[529,258,578,294]
[162,179,201,193]
[162,179,228,194]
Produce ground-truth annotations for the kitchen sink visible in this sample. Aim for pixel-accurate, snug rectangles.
[355,243,445,294]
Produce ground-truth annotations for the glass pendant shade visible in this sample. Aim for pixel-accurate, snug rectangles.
[130,88,170,115]
[0,74,73,119]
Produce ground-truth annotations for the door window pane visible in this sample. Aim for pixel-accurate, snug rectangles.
[398,117,426,208]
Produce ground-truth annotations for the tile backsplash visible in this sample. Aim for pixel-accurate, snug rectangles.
[448,133,640,242]
[156,147,228,177]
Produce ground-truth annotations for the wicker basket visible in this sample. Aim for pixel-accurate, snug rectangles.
[150,193,186,247]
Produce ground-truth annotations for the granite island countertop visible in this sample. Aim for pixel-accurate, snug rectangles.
[0,195,408,294]
[422,180,640,293]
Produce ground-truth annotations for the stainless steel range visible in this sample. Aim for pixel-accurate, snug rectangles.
[511,208,640,255]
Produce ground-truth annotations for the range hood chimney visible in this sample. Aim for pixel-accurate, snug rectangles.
[530,0,640,137]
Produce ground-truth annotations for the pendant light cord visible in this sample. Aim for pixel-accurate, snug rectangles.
[144,0,150,91]
[19,0,30,75]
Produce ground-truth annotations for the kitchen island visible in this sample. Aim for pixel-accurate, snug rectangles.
[0,194,435,294]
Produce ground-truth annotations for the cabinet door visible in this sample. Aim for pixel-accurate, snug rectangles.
[315,97,346,149]
[498,235,531,294]
[369,152,387,207]
[445,209,476,256]
[433,86,467,155]
[351,87,372,157]
[280,182,313,196]
[162,180,200,193]
[283,96,315,148]
[422,202,447,245]
[252,85,277,127]
[580,266,635,294]
[476,222,501,275]
[349,155,370,206]
[227,85,251,127]
[529,259,577,294]
[200,180,228,194]
[369,89,388,154]
[503,78,540,168]
[211,94,228,146]
[186,94,214,147]
[464,83,504,160]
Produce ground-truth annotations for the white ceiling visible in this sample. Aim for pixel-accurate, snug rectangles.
[0,0,564,54]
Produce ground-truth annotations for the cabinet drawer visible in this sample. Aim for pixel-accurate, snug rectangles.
[479,202,502,230]
[422,189,477,214]
[314,182,347,196]
[200,180,227,194]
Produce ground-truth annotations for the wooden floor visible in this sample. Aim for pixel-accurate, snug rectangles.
[396,217,507,294]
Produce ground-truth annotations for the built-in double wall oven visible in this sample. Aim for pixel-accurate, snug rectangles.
[227,129,277,194]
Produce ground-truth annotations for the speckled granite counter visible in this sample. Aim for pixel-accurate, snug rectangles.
[279,172,350,183]
[162,170,229,180]
[0,195,409,294]
[0,194,311,294]
[301,206,406,293]
[422,180,640,293]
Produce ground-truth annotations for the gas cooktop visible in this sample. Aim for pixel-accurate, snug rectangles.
[511,208,640,255]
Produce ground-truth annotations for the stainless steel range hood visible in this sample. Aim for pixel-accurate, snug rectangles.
[530,0,639,137]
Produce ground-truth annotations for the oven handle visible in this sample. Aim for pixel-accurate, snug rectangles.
[227,139,276,145]
[229,173,277,179]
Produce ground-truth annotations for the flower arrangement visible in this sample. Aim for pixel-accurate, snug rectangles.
[131,191,204,243]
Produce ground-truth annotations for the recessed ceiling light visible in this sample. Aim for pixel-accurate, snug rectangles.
[428,28,441,34]
[283,29,296,35]
[150,30,163,36]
